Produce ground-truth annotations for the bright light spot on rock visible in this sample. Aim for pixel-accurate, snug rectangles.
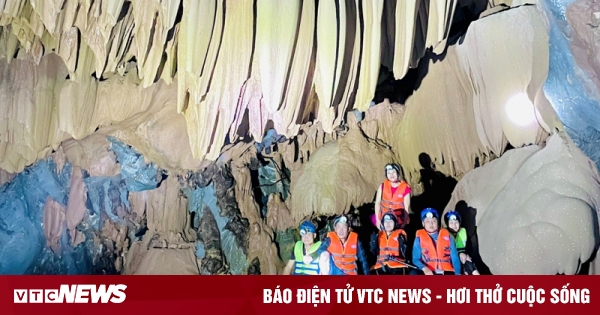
[505,93,538,127]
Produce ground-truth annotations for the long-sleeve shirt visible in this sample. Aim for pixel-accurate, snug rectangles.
[412,230,461,275]
[317,234,370,275]
[370,231,407,259]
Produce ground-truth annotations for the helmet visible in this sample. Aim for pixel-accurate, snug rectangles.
[384,163,401,178]
[333,215,349,227]
[380,212,399,230]
[444,211,461,226]
[420,208,439,221]
[299,221,316,236]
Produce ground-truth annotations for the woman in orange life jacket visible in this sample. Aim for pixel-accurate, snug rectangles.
[412,208,462,275]
[369,213,412,275]
[373,163,412,230]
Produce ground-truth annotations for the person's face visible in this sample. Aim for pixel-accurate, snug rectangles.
[386,168,399,182]
[384,219,395,232]
[423,217,438,233]
[335,223,349,240]
[448,219,460,232]
[301,230,315,246]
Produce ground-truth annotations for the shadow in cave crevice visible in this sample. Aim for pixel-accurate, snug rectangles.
[576,199,600,275]
[454,200,492,275]
[248,156,268,219]
[409,153,458,216]
[372,0,488,105]
[401,153,459,265]
[355,203,379,269]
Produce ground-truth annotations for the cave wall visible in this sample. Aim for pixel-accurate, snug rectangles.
[544,0,600,171]
[1,0,600,275]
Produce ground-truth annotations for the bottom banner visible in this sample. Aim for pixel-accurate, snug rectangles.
[0,276,596,314]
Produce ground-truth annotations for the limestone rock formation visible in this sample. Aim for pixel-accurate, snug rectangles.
[567,0,600,95]
[229,144,283,274]
[445,133,600,274]
[0,0,467,174]
[291,114,396,223]
[1,0,600,276]
[360,5,554,188]
[43,196,66,253]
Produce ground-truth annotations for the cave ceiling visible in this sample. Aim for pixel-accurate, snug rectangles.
[0,0,554,177]
[2,0,600,276]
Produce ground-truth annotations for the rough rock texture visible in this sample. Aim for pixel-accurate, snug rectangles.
[567,0,600,93]
[228,144,283,275]
[183,161,250,275]
[359,5,553,189]
[445,145,541,217]
[61,134,121,177]
[129,176,194,241]
[1,0,600,277]
[291,114,396,222]
[124,175,197,274]
[124,233,199,275]
[0,0,463,173]
[65,166,87,244]
[446,133,600,274]
[544,0,600,171]
[42,196,66,253]
[0,169,15,185]
[0,53,203,174]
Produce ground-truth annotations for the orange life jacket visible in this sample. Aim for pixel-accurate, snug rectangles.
[381,180,410,225]
[372,229,408,270]
[327,231,359,275]
[416,228,454,273]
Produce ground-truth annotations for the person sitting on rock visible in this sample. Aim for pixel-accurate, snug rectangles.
[412,208,461,275]
[317,215,369,275]
[373,163,412,230]
[282,221,322,275]
[444,211,480,275]
[370,213,412,275]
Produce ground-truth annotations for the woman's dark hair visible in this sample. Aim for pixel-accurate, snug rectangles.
[384,163,404,180]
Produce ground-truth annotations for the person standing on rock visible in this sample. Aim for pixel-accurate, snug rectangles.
[282,221,322,275]
[373,163,412,230]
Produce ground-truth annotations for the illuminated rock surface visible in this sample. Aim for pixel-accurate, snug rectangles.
[446,133,600,274]
[0,0,599,274]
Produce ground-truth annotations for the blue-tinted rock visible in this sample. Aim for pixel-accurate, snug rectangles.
[184,183,248,274]
[542,0,600,170]
[108,137,163,192]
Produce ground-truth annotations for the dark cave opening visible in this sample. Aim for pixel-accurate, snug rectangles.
[372,0,489,105]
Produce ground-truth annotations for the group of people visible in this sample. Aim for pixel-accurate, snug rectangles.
[282,163,480,276]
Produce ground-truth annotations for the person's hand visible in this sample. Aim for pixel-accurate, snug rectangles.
[422,267,434,275]
[303,255,313,265]
[466,254,473,262]
[459,253,467,264]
